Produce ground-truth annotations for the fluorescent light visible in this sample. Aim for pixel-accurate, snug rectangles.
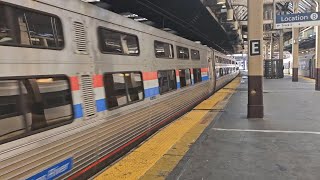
[217,0,226,5]
[82,0,100,2]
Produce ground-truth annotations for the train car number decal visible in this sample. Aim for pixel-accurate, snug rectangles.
[26,158,73,180]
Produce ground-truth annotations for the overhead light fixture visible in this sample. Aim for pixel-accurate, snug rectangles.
[217,0,226,5]
[81,0,100,2]
[227,9,234,21]
[222,4,226,8]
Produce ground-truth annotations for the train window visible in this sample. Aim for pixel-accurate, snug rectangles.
[179,69,191,88]
[158,70,177,94]
[104,72,143,109]
[191,49,200,60]
[0,3,64,49]
[193,68,202,84]
[0,76,72,143]
[176,46,189,59]
[216,69,220,78]
[154,41,174,58]
[98,27,139,56]
[219,68,223,77]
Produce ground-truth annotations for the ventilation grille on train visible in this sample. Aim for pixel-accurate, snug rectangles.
[73,21,87,53]
[81,75,96,117]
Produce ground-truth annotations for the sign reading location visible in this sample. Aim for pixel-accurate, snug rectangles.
[250,40,260,56]
[275,12,320,29]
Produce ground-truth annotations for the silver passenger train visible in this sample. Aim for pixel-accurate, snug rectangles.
[299,53,315,78]
[0,0,239,179]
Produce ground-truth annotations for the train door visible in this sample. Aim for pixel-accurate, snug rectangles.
[207,49,216,92]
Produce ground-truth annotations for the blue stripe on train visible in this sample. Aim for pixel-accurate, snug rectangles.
[73,104,83,119]
[96,99,107,112]
[177,82,181,89]
[202,76,209,81]
[144,87,160,98]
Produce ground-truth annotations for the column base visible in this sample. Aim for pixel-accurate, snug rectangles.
[248,76,264,118]
[247,105,264,118]
[316,68,320,91]
[292,68,298,82]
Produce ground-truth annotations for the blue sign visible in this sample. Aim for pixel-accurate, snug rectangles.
[26,158,73,180]
[275,12,320,29]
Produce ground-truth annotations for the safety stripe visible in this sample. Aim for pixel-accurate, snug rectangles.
[73,104,83,119]
[143,72,158,81]
[70,76,80,91]
[96,99,107,112]
[93,74,104,88]
[145,87,160,98]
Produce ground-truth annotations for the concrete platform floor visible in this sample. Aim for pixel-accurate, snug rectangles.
[168,76,320,180]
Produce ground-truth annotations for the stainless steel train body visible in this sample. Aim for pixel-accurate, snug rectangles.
[0,0,239,179]
[299,53,315,78]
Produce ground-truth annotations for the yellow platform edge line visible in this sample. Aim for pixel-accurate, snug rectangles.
[94,78,241,180]
[299,75,315,82]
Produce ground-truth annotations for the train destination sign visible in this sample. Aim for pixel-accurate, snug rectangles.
[275,12,320,29]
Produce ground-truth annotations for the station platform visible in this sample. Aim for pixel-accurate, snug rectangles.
[94,75,320,180]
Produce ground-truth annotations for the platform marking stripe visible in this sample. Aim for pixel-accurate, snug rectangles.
[94,77,241,180]
[299,76,315,82]
[212,128,320,135]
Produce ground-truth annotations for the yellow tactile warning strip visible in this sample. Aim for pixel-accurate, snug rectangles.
[94,78,241,180]
[299,76,315,82]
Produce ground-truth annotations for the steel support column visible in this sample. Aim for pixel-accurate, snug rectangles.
[292,0,299,82]
[247,0,264,118]
[279,30,284,61]
[315,2,320,90]
[270,34,274,59]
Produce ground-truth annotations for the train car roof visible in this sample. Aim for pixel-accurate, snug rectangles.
[27,0,209,51]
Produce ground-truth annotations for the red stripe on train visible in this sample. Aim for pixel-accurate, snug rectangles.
[175,70,180,76]
[70,76,80,91]
[93,75,104,88]
[201,68,208,72]
[142,72,158,81]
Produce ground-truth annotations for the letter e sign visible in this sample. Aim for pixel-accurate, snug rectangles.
[250,40,260,56]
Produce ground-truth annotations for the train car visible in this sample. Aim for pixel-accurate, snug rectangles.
[0,0,239,179]
[299,53,315,79]
[214,50,239,90]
